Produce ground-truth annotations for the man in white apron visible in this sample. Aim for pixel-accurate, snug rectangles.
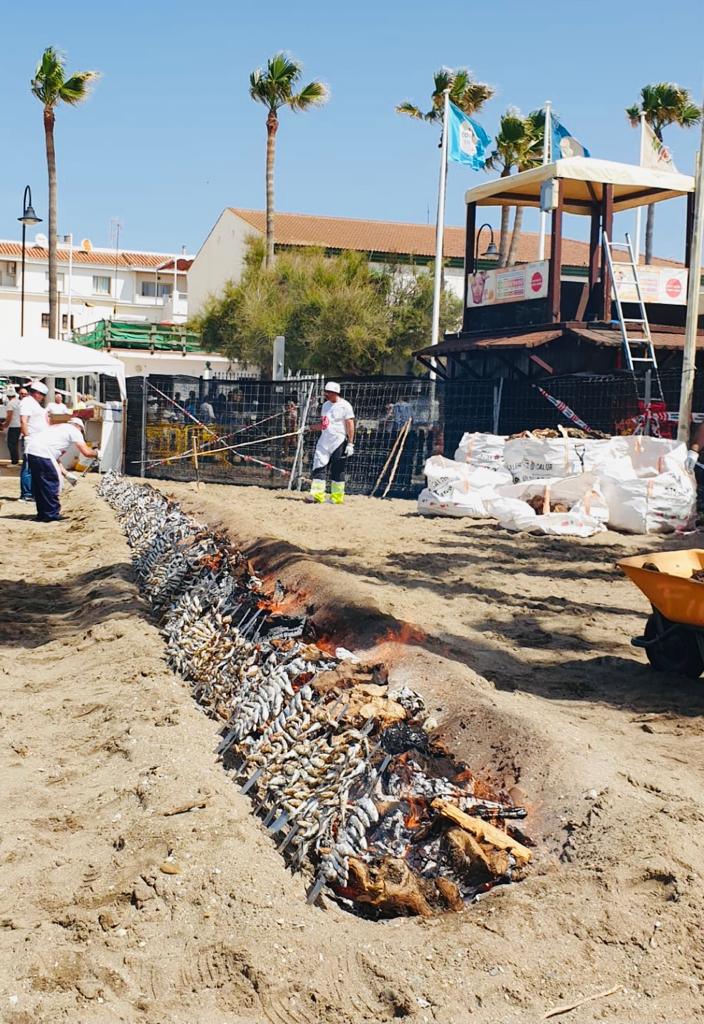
[25,418,99,522]
[309,382,355,504]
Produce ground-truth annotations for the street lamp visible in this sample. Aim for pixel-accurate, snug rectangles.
[18,186,42,337]
[475,222,499,263]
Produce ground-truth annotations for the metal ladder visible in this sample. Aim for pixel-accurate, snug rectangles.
[602,231,663,403]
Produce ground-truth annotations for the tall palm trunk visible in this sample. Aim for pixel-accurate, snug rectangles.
[644,204,655,265]
[507,205,524,266]
[265,110,278,267]
[497,168,512,267]
[44,105,58,337]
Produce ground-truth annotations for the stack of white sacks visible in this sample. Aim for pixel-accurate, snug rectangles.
[417,431,696,536]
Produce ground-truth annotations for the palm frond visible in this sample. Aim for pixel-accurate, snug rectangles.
[625,103,642,127]
[60,70,101,105]
[289,80,329,111]
[395,101,426,120]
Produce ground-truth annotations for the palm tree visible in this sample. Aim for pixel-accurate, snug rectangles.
[626,83,701,264]
[485,109,534,266]
[249,53,328,267]
[31,48,100,338]
[396,66,494,125]
[396,68,494,285]
[495,111,544,268]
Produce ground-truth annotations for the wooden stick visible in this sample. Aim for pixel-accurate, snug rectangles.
[431,798,531,865]
[371,424,406,497]
[542,985,621,1019]
[382,418,412,499]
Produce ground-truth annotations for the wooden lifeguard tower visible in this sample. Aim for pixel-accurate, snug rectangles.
[415,157,700,383]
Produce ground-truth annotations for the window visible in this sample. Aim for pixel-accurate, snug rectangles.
[41,313,75,330]
[140,280,173,298]
[44,272,65,292]
[93,275,111,295]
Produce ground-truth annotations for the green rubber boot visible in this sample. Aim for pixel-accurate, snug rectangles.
[329,481,345,505]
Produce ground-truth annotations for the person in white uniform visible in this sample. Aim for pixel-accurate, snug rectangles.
[46,390,70,417]
[26,417,98,522]
[19,380,50,501]
[309,382,355,504]
[1,386,22,464]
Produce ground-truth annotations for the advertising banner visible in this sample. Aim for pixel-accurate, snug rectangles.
[467,260,549,308]
[612,265,688,305]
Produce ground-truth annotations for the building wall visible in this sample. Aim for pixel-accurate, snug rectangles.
[188,211,264,316]
[0,249,188,338]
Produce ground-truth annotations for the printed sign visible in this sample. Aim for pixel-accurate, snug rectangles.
[467,260,549,308]
[612,265,688,306]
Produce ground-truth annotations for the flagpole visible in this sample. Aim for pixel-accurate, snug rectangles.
[538,100,552,261]
[634,112,646,264]
[430,87,451,368]
[676,104,704,444]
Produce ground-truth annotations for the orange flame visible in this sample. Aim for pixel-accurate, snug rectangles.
[404,796,427,829]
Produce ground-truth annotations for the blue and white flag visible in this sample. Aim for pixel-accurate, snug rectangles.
[448,102,491,169]
[551,114,590,159]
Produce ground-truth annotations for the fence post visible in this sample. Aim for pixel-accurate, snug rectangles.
[288,378,315,490]
[140,374,147,477]
[492,378,504,435]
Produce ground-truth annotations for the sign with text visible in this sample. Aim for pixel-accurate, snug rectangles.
[466,260,549,308]
[613,265,688,306]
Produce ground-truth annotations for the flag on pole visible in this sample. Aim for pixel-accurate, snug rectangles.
[447,102,491,169]
[551,114,591,159]
[641,118,678,172]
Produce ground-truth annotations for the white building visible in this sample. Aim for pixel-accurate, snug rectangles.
[0,235,191,338]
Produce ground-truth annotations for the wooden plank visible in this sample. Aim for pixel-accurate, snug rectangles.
[588,206,600,303]
[431,799,532,865]
[463,202,477,329]
[686,192,695,269]
[600,184,614,321]
[548,180,563,323]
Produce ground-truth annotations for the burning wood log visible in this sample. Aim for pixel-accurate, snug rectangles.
[431,799,532,866]
[343,857,462,917]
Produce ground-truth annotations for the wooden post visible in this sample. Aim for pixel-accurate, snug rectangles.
[547,181,563,323]
[463,201,477,327]
[685,191,695,269]
[588,204,601,313]
[600,184,614,321]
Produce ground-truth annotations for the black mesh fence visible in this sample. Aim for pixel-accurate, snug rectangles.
[125,368,696,496]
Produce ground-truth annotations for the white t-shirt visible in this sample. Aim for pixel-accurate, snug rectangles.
[19,395,49,435]
[46,401,70,416]
[26,423,83,460]
[317,398,354,456]
[4,397,20,429]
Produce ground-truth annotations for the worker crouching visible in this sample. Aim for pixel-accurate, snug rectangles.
[25,417,99,522]
[309,382,355,505]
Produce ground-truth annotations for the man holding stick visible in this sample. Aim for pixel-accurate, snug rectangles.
[309,382,355,505]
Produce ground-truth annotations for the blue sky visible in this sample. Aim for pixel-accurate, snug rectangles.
[0,0,702,260]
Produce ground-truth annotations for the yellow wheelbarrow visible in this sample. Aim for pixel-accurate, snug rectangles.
[619,550,704,678]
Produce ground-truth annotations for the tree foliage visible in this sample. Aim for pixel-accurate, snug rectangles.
[396,66,494,125]
[194,239,461,376]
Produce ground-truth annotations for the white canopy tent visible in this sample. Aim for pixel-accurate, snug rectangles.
[0,333,126,399]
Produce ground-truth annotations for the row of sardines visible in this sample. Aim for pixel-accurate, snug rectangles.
[98,473,530,917]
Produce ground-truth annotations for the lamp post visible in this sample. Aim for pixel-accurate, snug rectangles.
[18,185,42,337]
[475,223,499,264]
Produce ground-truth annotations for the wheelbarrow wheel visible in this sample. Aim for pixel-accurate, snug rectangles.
[643,613,704,679]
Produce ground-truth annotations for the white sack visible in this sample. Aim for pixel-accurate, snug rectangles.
[600,470,696,534]
[504,436,616,482]
[417,487,490,518]
[495,473,609,524]
[454,432,507,468]
[620,435,687,478]
[485,495,606,537]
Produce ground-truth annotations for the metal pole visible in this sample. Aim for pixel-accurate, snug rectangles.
[20,221,26,337]
[538,101,552,261]
[430,88,451,357]
[677,107,704,444]
[67,233,73,334]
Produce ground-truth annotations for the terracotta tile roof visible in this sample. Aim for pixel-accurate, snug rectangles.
[157,257,193,272]
[0,241,185,269]
[229,208,681,268]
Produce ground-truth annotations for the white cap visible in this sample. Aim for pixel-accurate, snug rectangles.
[29,380,49,395]
[69,417,85,430]
[324,381,341,394]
